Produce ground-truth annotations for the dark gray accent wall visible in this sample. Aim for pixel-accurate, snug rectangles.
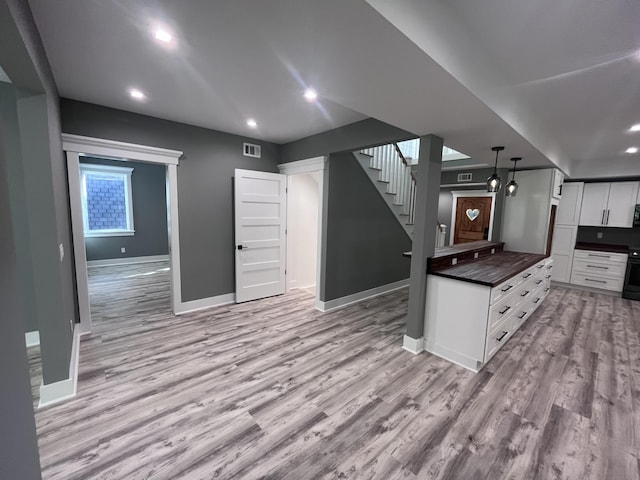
[2,0,75,384]
[81,157,169,261]
[0,113,43,480]
[281,118,415,163]
[321,151,411,301]
[0,83,38,333]
[61,99,281,302]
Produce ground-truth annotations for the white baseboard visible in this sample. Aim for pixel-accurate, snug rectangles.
[402,335,424,354]
[39,326,81,409]
[25,330,40,348]
[424,338,480,373]
[87,254,169,267]
[175,293,236,315]
[551,280,621,297]
[316,278,409,313]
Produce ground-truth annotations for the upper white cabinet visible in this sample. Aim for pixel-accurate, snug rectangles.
[556,182,583,226]
[579,182,639,228]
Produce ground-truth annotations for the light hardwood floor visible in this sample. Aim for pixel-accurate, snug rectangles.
[33,261,640,479]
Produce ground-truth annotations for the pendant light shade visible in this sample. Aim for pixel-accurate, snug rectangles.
[487,146,504,192]
[505,157,521,197]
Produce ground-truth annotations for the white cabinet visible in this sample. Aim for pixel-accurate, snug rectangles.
[551,226,577,283]
[551,182,582,283]
[556,182,583,226]
[570,249,628,292]
[424,257,552,372]
[579,182,639,228]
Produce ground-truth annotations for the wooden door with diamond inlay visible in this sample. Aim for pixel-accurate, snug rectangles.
[453,196,493,244]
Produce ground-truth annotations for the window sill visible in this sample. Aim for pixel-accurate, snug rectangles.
[85,230,135,238]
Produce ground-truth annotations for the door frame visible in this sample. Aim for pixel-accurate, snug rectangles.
[277,156,326,311]
[62,134,183,335]
[449,190,496,245]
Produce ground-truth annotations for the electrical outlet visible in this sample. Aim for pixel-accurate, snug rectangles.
[121,247,126,253]
[59,243,64,262]
[491,248,496,254]
[451,257,458,265]
[597,232,603,239]
[69,319,73,334]
[474,252,479,259]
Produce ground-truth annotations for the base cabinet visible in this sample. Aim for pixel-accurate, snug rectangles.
[570,249,627,292]
[424,257,552,372]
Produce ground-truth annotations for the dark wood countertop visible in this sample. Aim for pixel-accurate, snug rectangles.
[575,242,630,254]
[429,251,547,287]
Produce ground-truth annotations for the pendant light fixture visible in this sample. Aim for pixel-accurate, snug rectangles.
[487,146,504,192]
[506,157,521,197]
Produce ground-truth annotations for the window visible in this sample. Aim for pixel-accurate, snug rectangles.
[80,163,134,237]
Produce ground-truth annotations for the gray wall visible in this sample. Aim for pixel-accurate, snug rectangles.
[437,167,508,246]
[2,0,76,384]
[61,99,281,302]
[321,151,411,301]
[0,97,43,480]
[281,118,415,163]
[81,157,169,261]
[0,83,38,333]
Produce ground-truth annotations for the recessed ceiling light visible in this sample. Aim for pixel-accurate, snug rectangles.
[630,124,640,132]
[626,147,638,154]
[154,29,172,44]
[304,88,318,102]
[246,118,258,128]
[129,89,146,100]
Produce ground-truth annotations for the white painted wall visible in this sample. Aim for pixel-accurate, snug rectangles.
[287,172,320,293]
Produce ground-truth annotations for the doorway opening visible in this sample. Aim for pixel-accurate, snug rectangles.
[449,190,496,245]
[63,134,183,335]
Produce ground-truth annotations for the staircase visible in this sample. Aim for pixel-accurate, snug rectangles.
[354,140,419,237]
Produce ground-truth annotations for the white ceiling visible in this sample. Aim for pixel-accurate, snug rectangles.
[28,0,640,177]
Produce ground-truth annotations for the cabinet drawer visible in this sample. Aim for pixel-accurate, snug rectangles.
[574,250,628,264]
[490,279,519,305]
[485,316,511,362]
[570,272,624,292]
[572,259,626,277]
[489,293,519,329]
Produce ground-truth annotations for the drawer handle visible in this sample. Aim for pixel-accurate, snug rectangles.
[544,287,550,292]
[534,297,541,304]
[536,264,544,269]
[586,265,608,270]
[501,285,513,292]
[535,280,543,285]
[523,273,532,278]
[518,312,527,319]
[585,278,606,284]
[520,290,530,297]
[545,275,552,279]
[497,331,508,342]
[499,306,511,315]
[547,265,553,269]
[587,253,610,258]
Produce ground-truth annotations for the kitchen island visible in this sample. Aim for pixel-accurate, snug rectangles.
[424,241,553,372]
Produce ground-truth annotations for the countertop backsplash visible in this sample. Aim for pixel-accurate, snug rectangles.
[576,226,640,249]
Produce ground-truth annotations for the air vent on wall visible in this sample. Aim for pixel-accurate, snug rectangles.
[243,142,261,158]
[457,172,472,182]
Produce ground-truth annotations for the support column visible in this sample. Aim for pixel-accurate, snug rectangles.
[404,134,443,353]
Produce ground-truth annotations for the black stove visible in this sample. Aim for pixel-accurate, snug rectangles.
[623,248,640,300]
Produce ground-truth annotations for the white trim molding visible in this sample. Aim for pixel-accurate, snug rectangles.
[63,134,183,335]
[25,330,40,348]
[62,134,182,165]
[402,335,424,354]
[38,326,81,408]
[174,293,236,315]
[87,254,170,267]
[316,279,409,313]
[277,156,326,176]
[449,190,497,245]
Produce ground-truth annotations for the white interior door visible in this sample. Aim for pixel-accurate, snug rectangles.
[234,169,287,303]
